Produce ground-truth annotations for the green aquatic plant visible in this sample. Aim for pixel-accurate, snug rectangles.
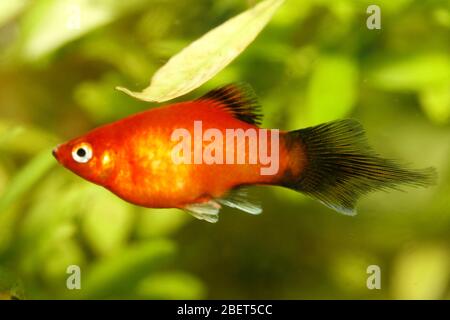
[117,0,284,102]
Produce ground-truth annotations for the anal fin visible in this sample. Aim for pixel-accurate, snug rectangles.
[184,188,262,223]
[217,188,262,215]
[184,200,221,223]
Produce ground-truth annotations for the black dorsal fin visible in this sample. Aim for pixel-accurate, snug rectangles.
[197,83,262,126]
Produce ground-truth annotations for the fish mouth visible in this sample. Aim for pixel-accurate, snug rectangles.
[52,145,60,160]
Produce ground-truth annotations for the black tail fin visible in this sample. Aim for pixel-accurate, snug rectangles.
[282,119,437,215]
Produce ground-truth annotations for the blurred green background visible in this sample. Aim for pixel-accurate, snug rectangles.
[0,0,449,300]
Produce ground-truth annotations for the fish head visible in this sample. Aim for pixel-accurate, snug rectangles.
[53,130,118,186]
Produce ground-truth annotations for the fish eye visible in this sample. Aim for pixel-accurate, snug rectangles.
[72,143,93,163]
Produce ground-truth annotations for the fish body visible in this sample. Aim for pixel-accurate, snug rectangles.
[54,84,435,222]
[56,100,288,207]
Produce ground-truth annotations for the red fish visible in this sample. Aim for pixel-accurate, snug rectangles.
[53,83,436,222]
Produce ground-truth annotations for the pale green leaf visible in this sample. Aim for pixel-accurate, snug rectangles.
[117,0,285,102]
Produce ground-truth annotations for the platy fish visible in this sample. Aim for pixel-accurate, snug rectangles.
[53,83,436,222]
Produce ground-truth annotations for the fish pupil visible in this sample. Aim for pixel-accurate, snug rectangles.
[77,148,86,158]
